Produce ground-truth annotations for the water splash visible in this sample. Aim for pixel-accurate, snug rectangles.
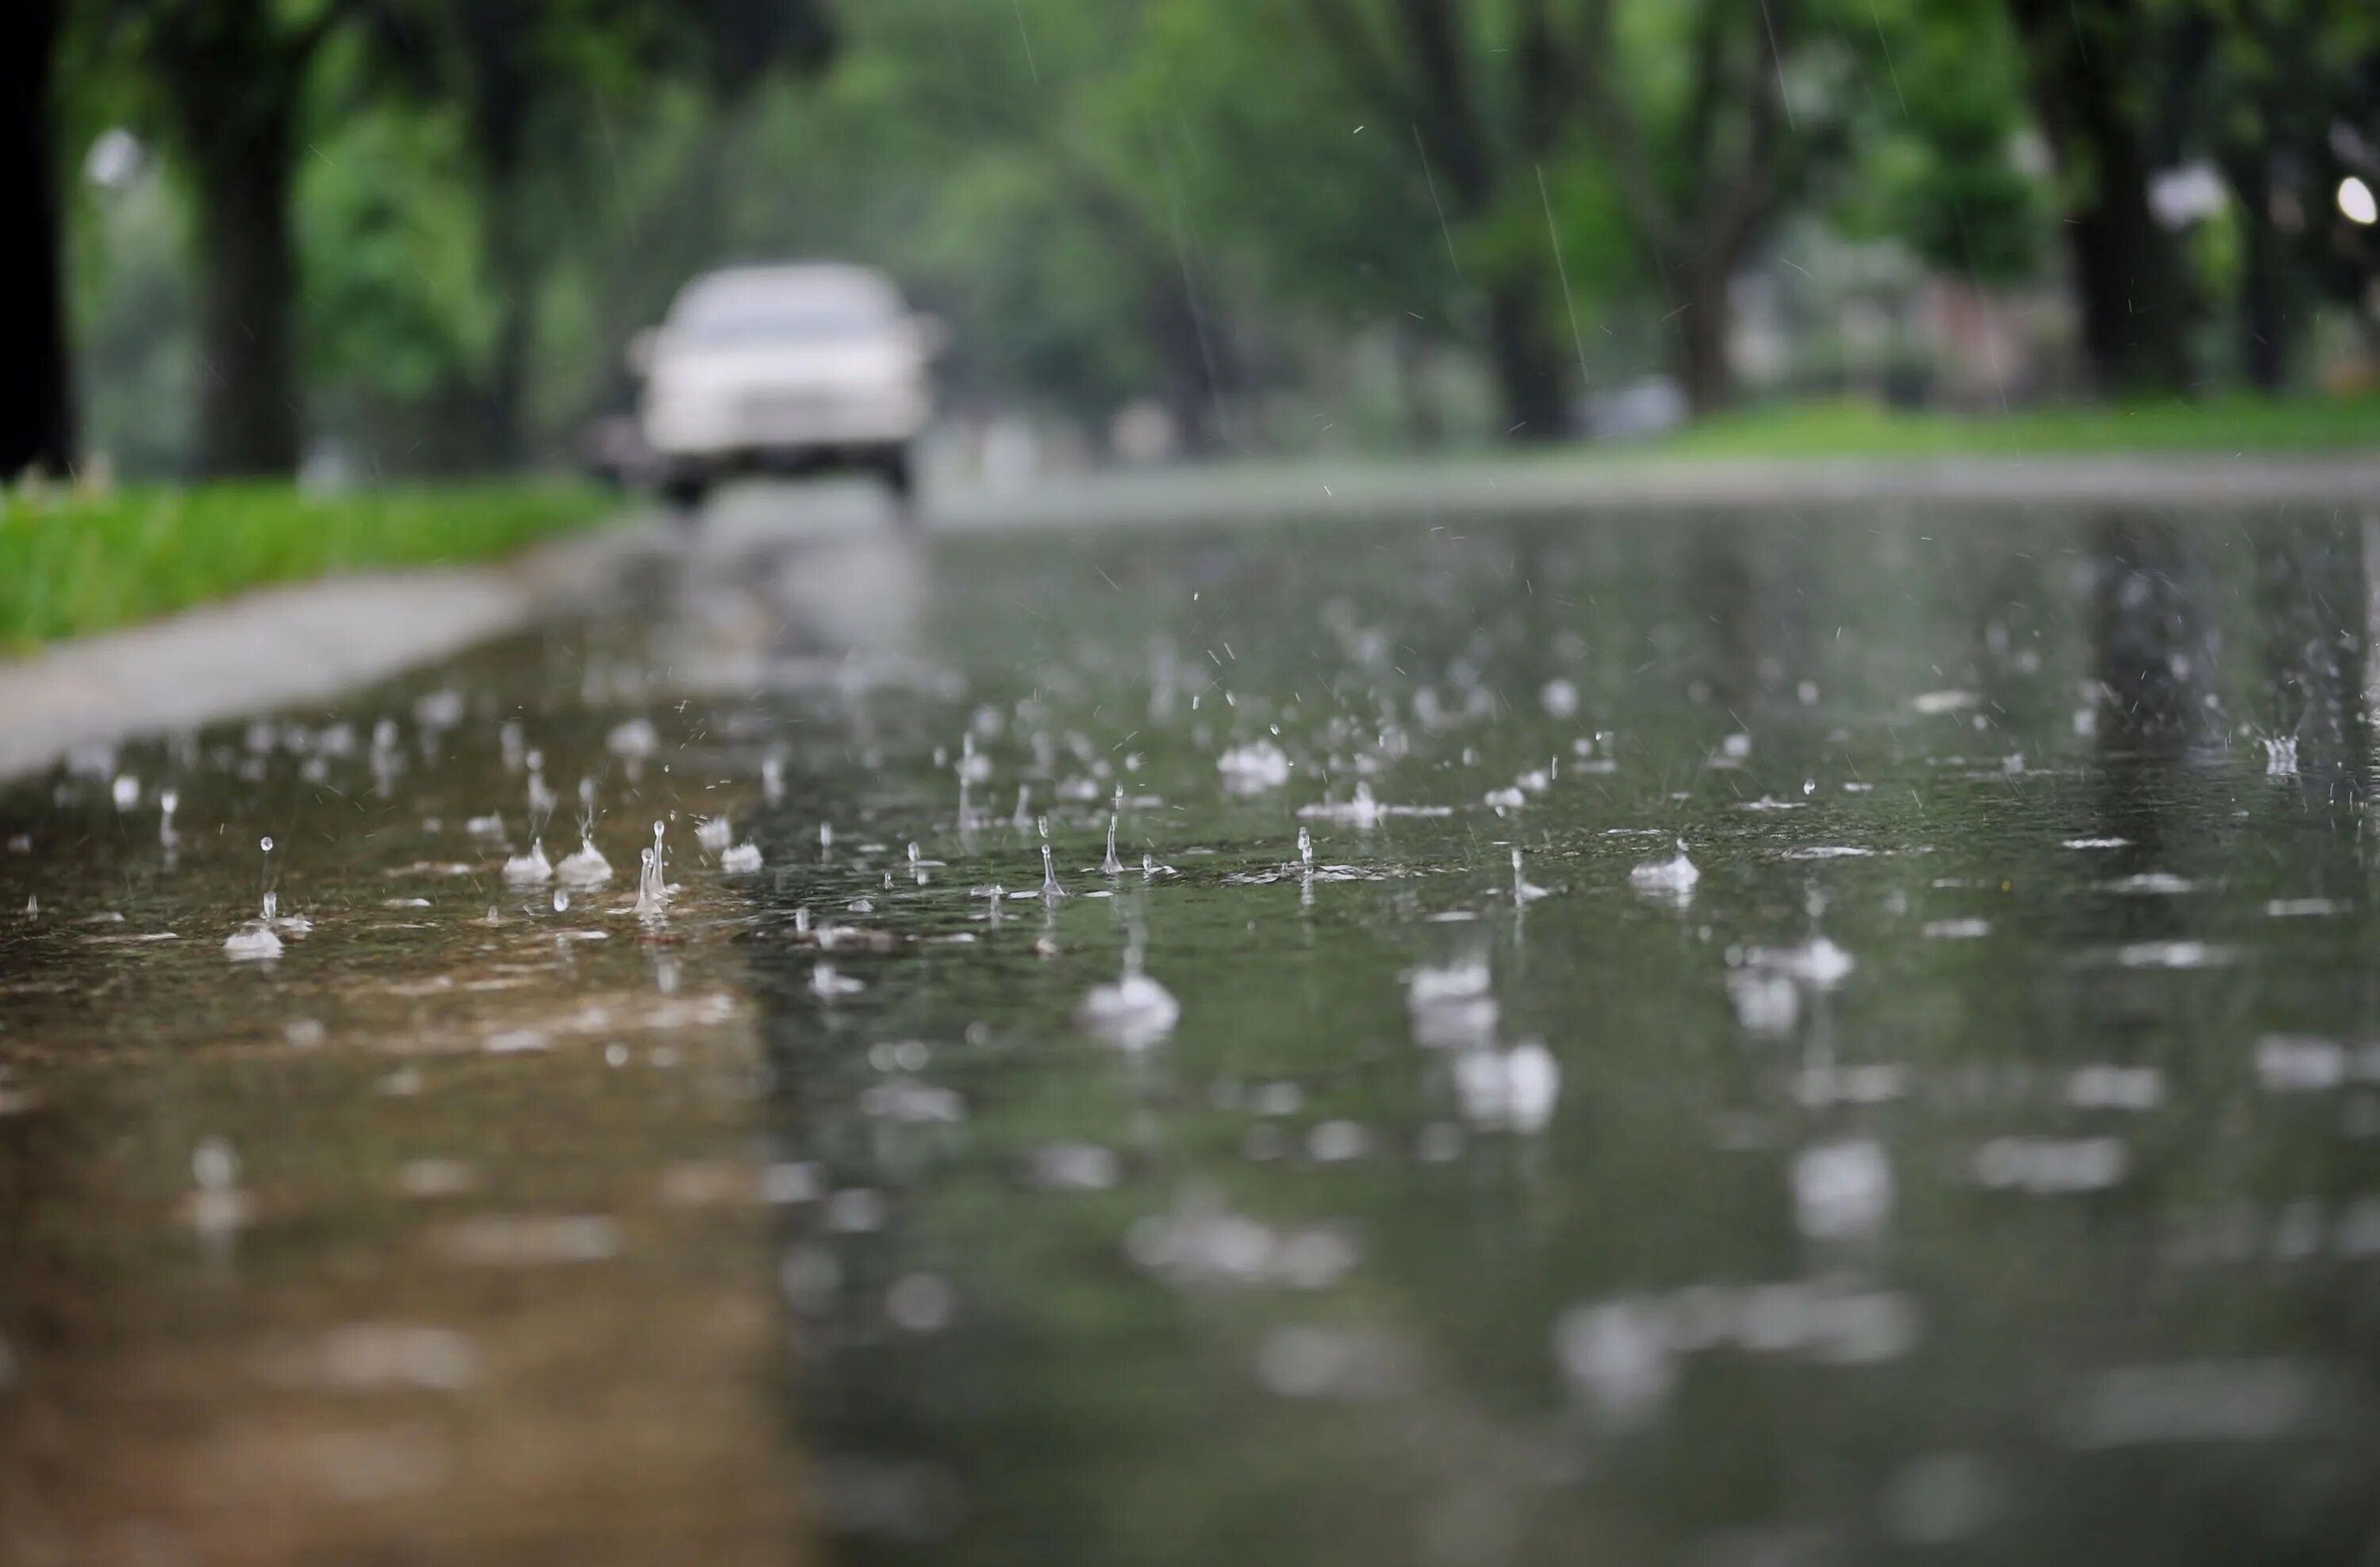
[957,732,992,783]
[556,778,612,885]
[1041,843,1066,901]
[1297,781,1447,825]
[1749,935,1856,989]
[526,753,555,828]
[1298,781,1382,828]
[1511,847,1549,903]
[1217,739,1292,792]
[1102,815,1126,876]
[1453,1040,1561,1131]
[635,822,669,916]
[1075,943,1180,1049]
[1794,1139,1895,1241]
[503,838,554,885]
[224,835,284,959]
[223,920,282,961]
[1628,838,1700,899]
[1297,826,1314,870]
[1406,956,1497,1050]
[811,962,863,997]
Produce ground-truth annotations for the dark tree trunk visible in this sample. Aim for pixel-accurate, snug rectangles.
[478,182,535,467]
[2226,153,2290,390]
[0,0,75,479]
[1485,282,1568,440]
[182,75,303,475]
[1673,267,1735,415]
[1392,326,1442,450]
[1146,262,1229,455]
[2008,0,2195,397]
[464,0,536,468]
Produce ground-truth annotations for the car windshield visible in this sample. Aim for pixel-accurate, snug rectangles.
[671,279,895,344]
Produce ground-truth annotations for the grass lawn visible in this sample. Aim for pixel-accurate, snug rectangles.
[0,482,619,650]
[1643,393,2380,460]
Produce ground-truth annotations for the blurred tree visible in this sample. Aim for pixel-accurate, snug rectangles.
[2183,0,2380,388]
[89,0,370,475]
[402,0,834,465]
[1135,0,1603,447]
[297,90,497,467]
[739,0,1246,451]
[1282,0,1856,424]
[1285,0,1595,432]
[1,0,78,478]
[1831,0,2047,289]
[2005,0,2198,395]
[2300,52,2380,368]
[1577,0,1860,413]
[73,0,830,477]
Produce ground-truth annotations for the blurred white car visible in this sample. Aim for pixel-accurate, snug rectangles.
[632,264,940,509]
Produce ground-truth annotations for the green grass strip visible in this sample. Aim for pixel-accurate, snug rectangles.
[0,482,619,650]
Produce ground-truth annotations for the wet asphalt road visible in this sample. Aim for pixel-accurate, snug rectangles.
[8,486,2380,1565]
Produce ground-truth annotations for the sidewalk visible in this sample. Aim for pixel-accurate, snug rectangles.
[0,519,661,779]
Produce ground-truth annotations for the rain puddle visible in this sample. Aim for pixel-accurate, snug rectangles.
[6,504,2380,1562]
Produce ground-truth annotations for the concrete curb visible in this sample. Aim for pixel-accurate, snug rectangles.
[930,453,2380,533]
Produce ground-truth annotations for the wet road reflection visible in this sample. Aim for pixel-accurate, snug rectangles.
[8,501,2380,1563]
